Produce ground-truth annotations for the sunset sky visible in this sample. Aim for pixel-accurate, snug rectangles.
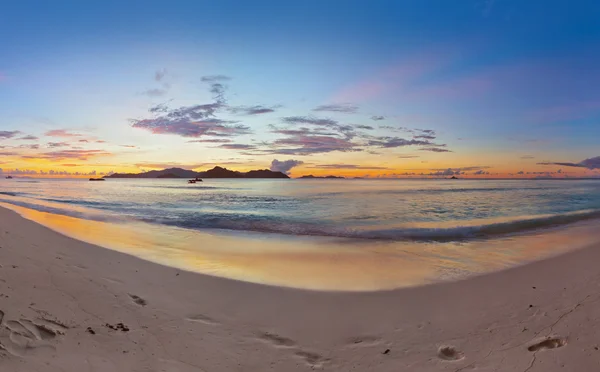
[1,0,599,178]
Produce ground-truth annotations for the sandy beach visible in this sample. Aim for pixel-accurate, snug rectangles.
[0,205,599,371]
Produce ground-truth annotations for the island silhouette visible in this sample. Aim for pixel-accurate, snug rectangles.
[105,166,289,179]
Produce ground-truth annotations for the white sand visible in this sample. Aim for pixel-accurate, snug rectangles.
[0,206,599,371]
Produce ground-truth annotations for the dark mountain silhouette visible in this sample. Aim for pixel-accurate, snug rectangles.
[298,175,345,179]
[106,166,289,179]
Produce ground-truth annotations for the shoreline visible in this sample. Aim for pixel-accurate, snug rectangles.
[0,206,599,370]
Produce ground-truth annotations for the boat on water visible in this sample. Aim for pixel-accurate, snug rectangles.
[188,177,203,184]
[5,176,13,179]
[89,178,105,181]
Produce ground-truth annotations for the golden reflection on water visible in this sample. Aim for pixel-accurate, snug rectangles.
[3,202,600,291]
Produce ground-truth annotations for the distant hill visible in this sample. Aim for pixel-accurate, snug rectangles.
[298,175,345,179]
[106,166,289,179]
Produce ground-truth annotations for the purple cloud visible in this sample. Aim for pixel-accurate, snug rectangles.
[17,135,39,141]
[229,105,277,115]
[281,116,339,127]
[0,131,21,139]
[131,104,251,138]
[538,156,600,169]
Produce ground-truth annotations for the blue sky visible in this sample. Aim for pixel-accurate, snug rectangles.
[0,0,599,177]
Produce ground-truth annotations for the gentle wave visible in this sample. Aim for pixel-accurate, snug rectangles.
[0,194,598,242]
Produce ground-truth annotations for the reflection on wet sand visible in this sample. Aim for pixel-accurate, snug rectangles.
[3,202,600,291]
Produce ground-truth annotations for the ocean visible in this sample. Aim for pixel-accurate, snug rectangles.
[1,178,599,290]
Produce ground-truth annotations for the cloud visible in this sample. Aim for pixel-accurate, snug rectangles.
[0,131,21,139]
[270,159,304,174]
[413,134,436,140]
[47,142,70,148]
[188,138,232,143]
[45,129,82,138]
[200,75,231,83]
[228,105,277,115]
[141,88,168,97]
[371,116,385,121]
[368,137,436,148]
[473,170,491,175]
[430,168,458,176]
[217,144,256,150]
[420,147,452,153]
[155,68,167,82]
[17,135,39,141]
[398,155,420,158]
[134,162,207,169]
[281,116,338,127]
[312,103,358,114]
[19,144,40,150]
[0,168,100,176]
[131,103,251,138]
[355,125,374,130]
[517,171,525,175]
[120,145,138,148]
[538,156,600,170]
[201,75,231,103]
[269,135,357,155]
[309,164,390,170]
[520,155,535,159]
[25,150,112,161]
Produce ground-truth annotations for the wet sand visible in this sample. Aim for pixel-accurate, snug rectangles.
[0,205,599,371]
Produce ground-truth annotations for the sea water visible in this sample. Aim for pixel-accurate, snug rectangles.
[1,178,599,290]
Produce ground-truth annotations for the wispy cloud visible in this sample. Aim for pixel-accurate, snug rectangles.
[367,137,437,148]
[309,164,390,170]
[45,129,82,138]
[23,150,112,161]
[217,143,256,150]
[155,68,168,82]
[371,116,385,121]
[141,88,168,97]
[17,135,39,141]
[188,138,232,143]
[131,104,250,138]
[281,116,338,127]
[0,131,21,139]
[228,105,278,115]
[47,142,70,148]
[420,147,452,153]
[312,103,358,114]
[538,156,600,169]
[355,125,374,130]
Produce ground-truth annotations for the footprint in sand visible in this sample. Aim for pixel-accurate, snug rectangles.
[346,335,382,348]
[0,314,67,357]
[294,350,329,368]
[185,314,220,326]
[128,294,147,306]
[257,332,296,348]
[437,345,464,361]
[528,337,567,352]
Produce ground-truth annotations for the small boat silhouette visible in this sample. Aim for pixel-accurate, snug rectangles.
[5,176,13,179]
[188,177,203,184]
[89,178,105,181]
